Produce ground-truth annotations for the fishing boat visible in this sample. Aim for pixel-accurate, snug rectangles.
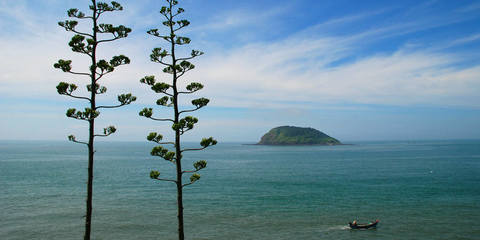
[349,219,379,229]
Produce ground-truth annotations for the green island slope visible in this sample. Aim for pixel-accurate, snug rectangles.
[257,126,341,145]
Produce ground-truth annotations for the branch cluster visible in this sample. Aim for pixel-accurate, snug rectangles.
[66,108,99,121]
[182,160,208,187]
[149,47,170,65]
[149,170,177,183]
[179,82,203,94]
[56,1,135,147]
[54,60,89,76]
[151,145,176,162]
[140,76,173,97]
[179,97,209,115]
[87,83,107,94]
[161,60,196,79]
[67,9,88,19]
[57,82,91,102]
[97,24,131,43]
[139,108,174,122]
[172,116,198,135]
[68,135,88,145]
[97,55,130,75]
[57,82,77,94]
[58,2,131,55]
[96,93,136,109]
[147,132,175,145]
[143,0,216,190]
[92,1,124,16]
[181,137,217,153]
[95,126,117,137]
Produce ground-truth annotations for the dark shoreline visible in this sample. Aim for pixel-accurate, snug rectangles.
[242,143,354,146]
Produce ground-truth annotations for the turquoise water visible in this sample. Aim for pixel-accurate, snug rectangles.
[1,140,479,239]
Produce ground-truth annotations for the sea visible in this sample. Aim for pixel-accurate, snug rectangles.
[1,140,479,240]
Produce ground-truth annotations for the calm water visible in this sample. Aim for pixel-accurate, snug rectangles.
[1,140,479,240]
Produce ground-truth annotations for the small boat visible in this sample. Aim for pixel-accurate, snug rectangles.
[349,219,379,229]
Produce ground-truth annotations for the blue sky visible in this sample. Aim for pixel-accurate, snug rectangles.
[1,0,480,142]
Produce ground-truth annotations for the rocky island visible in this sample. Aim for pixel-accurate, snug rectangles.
[257,126,341,145]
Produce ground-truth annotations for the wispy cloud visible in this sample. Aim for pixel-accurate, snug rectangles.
[298,8,392,36]
[193,36,480,108]
[192,5,290,31]
[456,2,480,12]
[0,1,44,36]
[450,33,480,45]
[1,0,479,111]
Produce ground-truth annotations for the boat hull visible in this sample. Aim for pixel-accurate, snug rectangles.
[349,220,379,229]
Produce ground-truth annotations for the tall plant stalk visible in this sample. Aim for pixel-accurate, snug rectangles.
[140,1,216,239]
[54,1,135,239]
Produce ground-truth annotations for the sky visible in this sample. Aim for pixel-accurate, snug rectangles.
[0,0,479,142]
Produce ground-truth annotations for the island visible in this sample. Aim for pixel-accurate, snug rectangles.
[257,126,341,145]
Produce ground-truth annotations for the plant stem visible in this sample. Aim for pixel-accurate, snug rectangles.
[85,1,98,239]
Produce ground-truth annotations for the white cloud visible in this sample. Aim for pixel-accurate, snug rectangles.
[1,1,480,111]
[2,1,480,141]
[190,32,480,108]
